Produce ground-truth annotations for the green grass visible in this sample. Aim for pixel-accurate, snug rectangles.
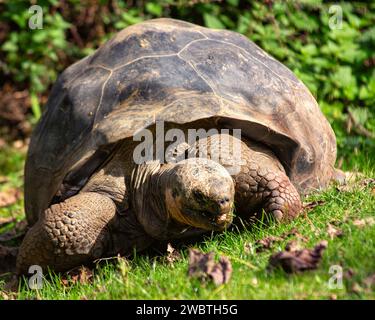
[0,144,374,300]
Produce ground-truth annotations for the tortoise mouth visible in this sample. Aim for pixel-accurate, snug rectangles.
[182,206,233,231]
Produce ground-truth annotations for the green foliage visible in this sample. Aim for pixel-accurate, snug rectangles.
[1,1,71,94]
[0,0,374,158]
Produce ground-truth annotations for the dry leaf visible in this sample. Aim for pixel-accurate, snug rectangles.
[0,188,20,208]
[360,178,375,187]
[282,228,309,242]
[187,249,232,286]
[303,200,326,211]
[209,256,232,286]
[244,242,254,254]
[285,240,303,252]
[268,240,328,274]
[350,282,363,294]
[363,274,375,289]
[166,243,181,264]
[63,266,93,286]
[344,268,355,279]
[327,223,344,240]
[337,177,375,193]
[255,236,283,252]
[352,217,375,228]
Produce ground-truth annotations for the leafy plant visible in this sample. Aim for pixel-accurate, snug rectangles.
[0,0,374,160]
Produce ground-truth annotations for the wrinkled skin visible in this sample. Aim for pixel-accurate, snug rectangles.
[17,133,301,274]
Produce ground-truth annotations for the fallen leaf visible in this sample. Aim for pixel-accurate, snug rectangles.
[303,200,326,211]
[343,172,366,185]
[350,282,363,294]
[327,223,344,240]
[63,266,93,286]
[0,244,18,275]
[329,211,351,227]
[210,256,232,286]
[188,249,232,286]
[352,217,375,228]
[243,242,254,254]
[166,243,181,264]
[344,268,355,279]
[359,178,375,187]
[285,240,303,252]
[255,236,283,252]
[188,249,215,280]
[268,240,328,274]
[336,177,375,193]
[363,274,375,289]
[281,228,309,242]
[0,188,20,208]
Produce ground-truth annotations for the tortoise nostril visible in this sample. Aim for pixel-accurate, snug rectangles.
[218,197,231,207]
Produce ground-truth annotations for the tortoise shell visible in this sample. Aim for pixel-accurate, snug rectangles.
[25,18,337,225]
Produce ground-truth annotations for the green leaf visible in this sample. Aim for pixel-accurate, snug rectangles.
[300,44,318,56]
[2,40,18,52]
[121,12,144,26]
[146,2,163,17]
[237,14,251,34]
[203,13,225,29]
[30,92,41,120]
[226,0,239,6]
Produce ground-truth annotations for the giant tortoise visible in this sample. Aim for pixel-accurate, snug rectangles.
[17,18,339,273]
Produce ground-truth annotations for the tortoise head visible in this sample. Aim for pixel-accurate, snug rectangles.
[164,158,235,231]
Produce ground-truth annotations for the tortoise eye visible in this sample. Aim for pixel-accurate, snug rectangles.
[172,188,179,198]
[192,189,206,204]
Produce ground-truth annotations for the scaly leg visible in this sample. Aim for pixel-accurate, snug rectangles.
[17,192,117,274]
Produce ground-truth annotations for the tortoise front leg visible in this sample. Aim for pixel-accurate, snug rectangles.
[232,141,302,222]
[16,192,117,274]
[234,164,302,222]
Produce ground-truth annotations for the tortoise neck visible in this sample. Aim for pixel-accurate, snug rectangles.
[130,161,173,239]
